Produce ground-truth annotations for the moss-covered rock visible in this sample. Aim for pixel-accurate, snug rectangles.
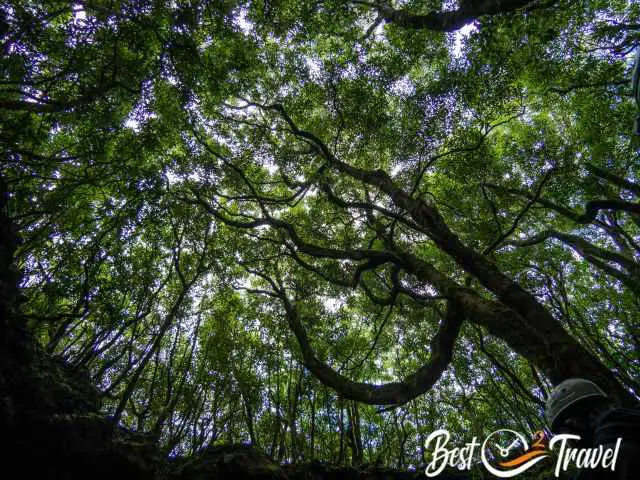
[173,444,288,480]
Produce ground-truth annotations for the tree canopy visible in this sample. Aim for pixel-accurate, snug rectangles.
[2,0,639,469]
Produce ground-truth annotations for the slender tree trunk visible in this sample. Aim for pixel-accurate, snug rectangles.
[338,397,345,465]
[347,400,363,466]
[309,390,316,461]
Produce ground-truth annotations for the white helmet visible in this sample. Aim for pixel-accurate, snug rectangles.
[546,378,608,431]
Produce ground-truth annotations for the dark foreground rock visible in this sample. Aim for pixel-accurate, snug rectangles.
[173,444,288,480]
[171,445,475,480]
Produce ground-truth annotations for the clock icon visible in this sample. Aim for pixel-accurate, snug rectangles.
[483,429,528,459]
[482,430,528,476]
[481,429,548,478]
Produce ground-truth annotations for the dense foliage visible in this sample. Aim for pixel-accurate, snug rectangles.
[2,0,639,470]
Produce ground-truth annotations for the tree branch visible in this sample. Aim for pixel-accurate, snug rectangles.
[352,0,546,33]
[278,287,463,405]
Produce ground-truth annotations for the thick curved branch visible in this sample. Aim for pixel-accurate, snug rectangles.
[279,289,463,405]
[353,0,546,32]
